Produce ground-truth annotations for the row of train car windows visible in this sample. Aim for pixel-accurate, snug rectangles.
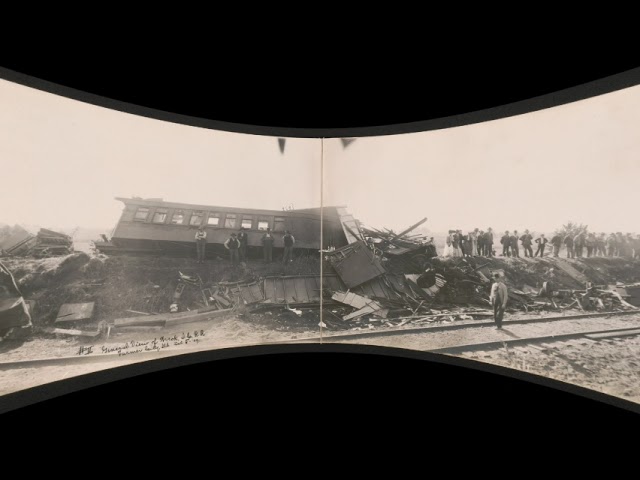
[133,208,286,231]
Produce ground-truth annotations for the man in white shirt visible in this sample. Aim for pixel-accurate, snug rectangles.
[195,227,207,264]
[490,273,508,329]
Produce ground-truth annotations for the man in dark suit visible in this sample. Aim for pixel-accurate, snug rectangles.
[477,230,485,256]
[501,231,511,257]
[534,234,548,257]
[520,230,533,258]
[510,230,520,258]
[238,227,248,262]
[485,228,494,257]
[550,233,563,257]
[563,233,574,258]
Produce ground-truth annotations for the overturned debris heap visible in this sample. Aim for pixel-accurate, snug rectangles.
[0,226,73,257]
[0,260,32,338]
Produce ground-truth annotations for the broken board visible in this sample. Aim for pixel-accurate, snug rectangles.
[332,291,384,321]
[325,241,386,289]
[551,260,588,285]
[45,327,101,337]
[55,302,95,324]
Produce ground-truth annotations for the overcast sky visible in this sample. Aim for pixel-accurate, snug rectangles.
[324,84,640,235]
[2,78,639,236]
[0,79,320,230]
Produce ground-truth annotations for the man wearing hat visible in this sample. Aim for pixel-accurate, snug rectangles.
[490,272,508,330]
[195,226,207,264]
[520,230,533,258]
[282,230,295,264]
[238,227,248,262]
[486,227,494,257]
[501,231,511,257]
[261,227,275,263]
[224,233,240,267]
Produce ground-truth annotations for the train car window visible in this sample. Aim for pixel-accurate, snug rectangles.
[241,216,253,229]
[274,216,286,232]
[224,214,237,228]
[171,210,185,225]
[258,218,270,230]
[134,207,150,221]
[190,211,204,226]
[207,213,220,226]
[152,208,168,223]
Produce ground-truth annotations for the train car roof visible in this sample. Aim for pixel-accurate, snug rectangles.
[114,197,346,218]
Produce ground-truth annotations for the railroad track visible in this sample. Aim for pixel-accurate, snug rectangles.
[428,325,640,355]
[0,310,639,370]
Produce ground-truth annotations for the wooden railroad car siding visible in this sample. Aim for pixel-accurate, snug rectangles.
[100,198,355,255]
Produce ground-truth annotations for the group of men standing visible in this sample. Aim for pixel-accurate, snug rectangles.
[492,230,640,260]
[500,230,553,258]
[445,228,495,257]
[563,232,640,259]
[195,226,296,266]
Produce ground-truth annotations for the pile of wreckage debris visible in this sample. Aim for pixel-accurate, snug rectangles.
[0,226,73,258]
[3,217,640,341]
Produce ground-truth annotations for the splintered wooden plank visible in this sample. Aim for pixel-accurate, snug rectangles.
[274,278,286,303]
[263,278,277,301]
[293,277,310,303]
[55,302,95,323]
[368,278,387,298]
[305,277,320,302]
[282,278,296,303]
[45,327,101,337]
[164,308,234,327]
[239,283,264,304]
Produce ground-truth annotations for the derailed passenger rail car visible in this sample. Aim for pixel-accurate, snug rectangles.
[94,198,361,257]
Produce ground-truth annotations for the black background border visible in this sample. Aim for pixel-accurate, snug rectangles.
[1,59,640,431]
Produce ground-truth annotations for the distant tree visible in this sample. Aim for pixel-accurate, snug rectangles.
[554,221,588,239]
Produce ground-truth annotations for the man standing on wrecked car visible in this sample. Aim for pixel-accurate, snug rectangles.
[262,227,275,263]
[238,227,248,262]
[550,232,563,257]
[485,228,494,257]
[282,230,295,264]
[490,272,508,330]
[534,233,548,257]
[195,226,207,263]
[520,230,533,258]
[224,233,240,267]
[471,228,479,257]
[510,230,520,258]
[564,232,574,258]
[501,231,511,257]
[477,230,485,256]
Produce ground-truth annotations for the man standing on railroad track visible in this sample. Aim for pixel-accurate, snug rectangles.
[490,272,508,330]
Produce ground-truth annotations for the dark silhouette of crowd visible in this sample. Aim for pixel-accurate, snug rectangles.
[444,228,640,260]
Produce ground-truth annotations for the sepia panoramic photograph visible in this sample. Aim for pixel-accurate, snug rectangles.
[2,74,640,405]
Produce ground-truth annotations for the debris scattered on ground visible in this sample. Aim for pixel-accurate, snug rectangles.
[0,260,32,338]
[55,302,95,324]
[0,226,73,257]
[1,223,640,340]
